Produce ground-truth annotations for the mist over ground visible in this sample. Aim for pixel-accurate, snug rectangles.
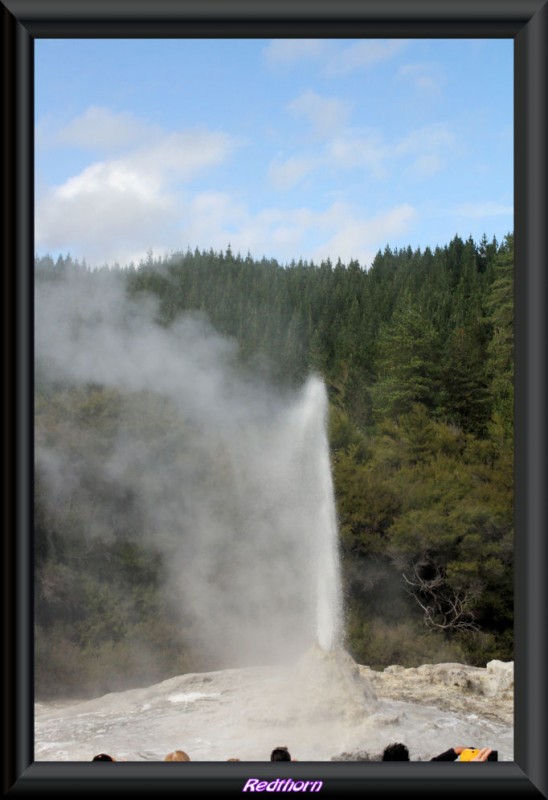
[35,269,340,673]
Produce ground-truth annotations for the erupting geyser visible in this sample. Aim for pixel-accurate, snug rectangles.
[283,376,376,725]
[294,377,344,652]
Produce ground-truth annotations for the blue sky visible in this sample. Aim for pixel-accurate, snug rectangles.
[35,38,513,269]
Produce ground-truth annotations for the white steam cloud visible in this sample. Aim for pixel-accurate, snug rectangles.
[35,270,342,668]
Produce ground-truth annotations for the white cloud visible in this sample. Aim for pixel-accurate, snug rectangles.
[274,88,458,187]
[397,63,445,95]
[38,146,419,268]
[177,195,417,268]
[325,40,406,76]
[309,203,417,266]
[36,123,240,266]
[55,106,156,151]
[36,104,445,269]
[403,153,444,180]
[264,39,406,75]
[287,91,351,136]
[326,130,389,179]
[395,123,456,157]
[394,123,458,178]
[180,192,305,260]
[263,39,329,67]
[182,191,249,246]
[269,124,458,189]
[268,155,318,190]
[37,159,173,254]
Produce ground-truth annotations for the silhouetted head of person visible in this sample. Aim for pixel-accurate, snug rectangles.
[92,753,115,761]
[164,750,191,762]
[382,743,410,761]
[271,746,291,762]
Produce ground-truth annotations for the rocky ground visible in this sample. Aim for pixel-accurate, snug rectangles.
[328,658,514,761]
[361,659,513,725]
[34,649,513,762]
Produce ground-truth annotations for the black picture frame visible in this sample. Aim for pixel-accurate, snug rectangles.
[2,1,547,796]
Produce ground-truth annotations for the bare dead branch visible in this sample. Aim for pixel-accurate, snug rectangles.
[402,564,480,632]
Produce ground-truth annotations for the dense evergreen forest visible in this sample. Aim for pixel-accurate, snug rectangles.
[35,232,514,699]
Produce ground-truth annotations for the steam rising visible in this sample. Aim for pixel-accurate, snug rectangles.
[35,269,343,669]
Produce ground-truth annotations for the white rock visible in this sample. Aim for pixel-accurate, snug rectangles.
[484,660,514,696]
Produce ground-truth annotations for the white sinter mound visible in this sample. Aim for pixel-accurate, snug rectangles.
[35,648,513,762]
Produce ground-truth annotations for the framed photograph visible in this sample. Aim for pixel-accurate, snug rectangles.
[3,0,547,796]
